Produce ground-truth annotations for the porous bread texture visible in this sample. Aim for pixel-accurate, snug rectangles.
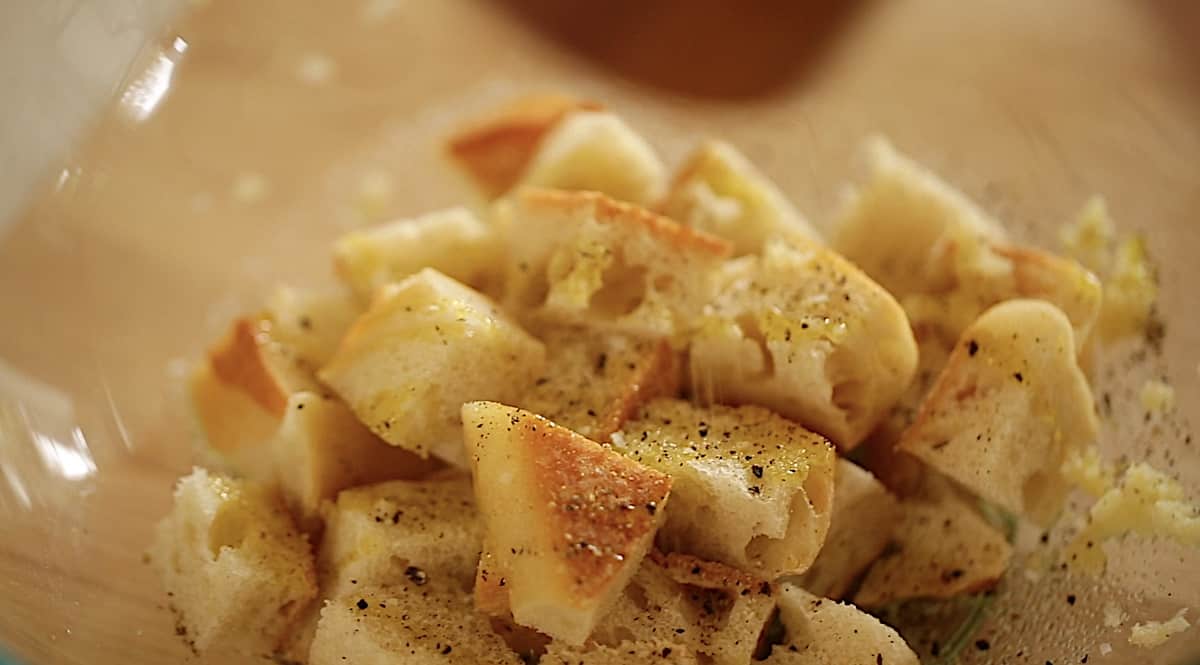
[617,398,836,579]
[319,268,546,466]
[150,468,317,656]
[767,584,918,665]
[689,238,918,449]
[504,188,732,343]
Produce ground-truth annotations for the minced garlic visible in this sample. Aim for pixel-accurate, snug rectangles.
[1139,379,1175,414]
[1129,608,1190,648]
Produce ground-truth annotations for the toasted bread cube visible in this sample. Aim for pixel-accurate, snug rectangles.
[446,93,603,198]
[319,474,482,602]
[319,269,545,466]
[272,392,440,527]
[768,584,918,665]
[853,480,1012,608]
[518,111,667,206]
[589,551,776,665]
[264,286,363,369]
[206,316,322,419]
[831,136,1008,298]
[544,640,701,665]
[617,398,836,578]
[658,140,819,254]
[463,401,672,644]
[150,468,317,655]
[689,240,918,449]
[505,189,732,341]
[833,138,1101,353]
[309,578,522,665]
[333,208,501,302]
[797,460,900,599]
[188,361,280,481]
[519,326,681,441]
[898,299,1099,525]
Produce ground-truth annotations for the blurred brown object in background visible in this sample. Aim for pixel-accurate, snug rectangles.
[493,0,865,99]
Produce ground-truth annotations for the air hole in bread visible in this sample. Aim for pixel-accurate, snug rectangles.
[734,314,774,379]
[590,260,648,317]
[207,509,251,557]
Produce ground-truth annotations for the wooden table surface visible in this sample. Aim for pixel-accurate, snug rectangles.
[0,1,1197,663]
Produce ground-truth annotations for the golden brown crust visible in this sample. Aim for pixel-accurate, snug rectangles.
[208,317,293,417]
[647,551,770,595]
[446,94,603,197]
[601,339,681,440]
[519,188,733,258]
[992,242,1102,349]
[474,548,511,615]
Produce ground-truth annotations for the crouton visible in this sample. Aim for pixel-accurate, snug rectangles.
[446,93,603,198]
[318,474,482,603]
[767,584,918,665]
[797,460,900,599]
[309,577,521,665]
[518,111,667,206]
[333,207,500,301]
[898,299,1099,525]
[519,326,681,441]
[658,140,819,254]
[617,398,836,579]
[319,269,545,466]
[272,392,440,527]
[505,188,732,341]
[150,468,317,655]
[689,240,918,449]
[264,285,362,369]
[853,481,1012,608]
[462,401,672,644]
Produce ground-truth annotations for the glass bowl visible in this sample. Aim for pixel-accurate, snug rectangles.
[1,2,1197,664]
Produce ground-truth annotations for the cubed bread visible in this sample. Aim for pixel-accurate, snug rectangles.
[797,460,900,599]
[767,584,918,665]
[616,398,836,578]
[897,299,1099,525]
[188,361,280,481]
[588,551,776,665]
[446,93,603,198]
[853,479,1012,608]
[505,188,732,341]
[689,239,918,449]
[518,111,667,206]
[264,285,363,369]
[544,640,702,665]
[832,138,1101,353]
[272,392,441,527]
[309,577,522,665]
[318,474,482,603]
[519,326,681,441]
[205,316,321,419]
[333,207,501,302]
[150,468,317,655]
[319,269,546,466]
[462,401,672,644]
[831,136,1008,298]
[658,140,819,254]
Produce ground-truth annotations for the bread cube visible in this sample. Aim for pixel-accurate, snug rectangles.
[689,239,918,449]
[188,361,280,482]
[519,326,681,441]
[264,285,362,369]
[658,140,819,255]
[446,93,602,198]
[831,135,1008,298]
[150,468,317,655]
[767,584,918,665]
[333,207,501,301]
[309,578,522,665]
[462,401,672,644]
[205,316,322,419]
[853,479,1012,608]
[544,640,701,665]
[898,299,1099,525]
[588,551,776,665]
[319,269,546,466]
[505,188,731,341]
[832,137,1100,352]
[616,398,836,578]
[272,392,440,527]
[797,460,899,599]
[519,111,667,206]
[319,474,482,602]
